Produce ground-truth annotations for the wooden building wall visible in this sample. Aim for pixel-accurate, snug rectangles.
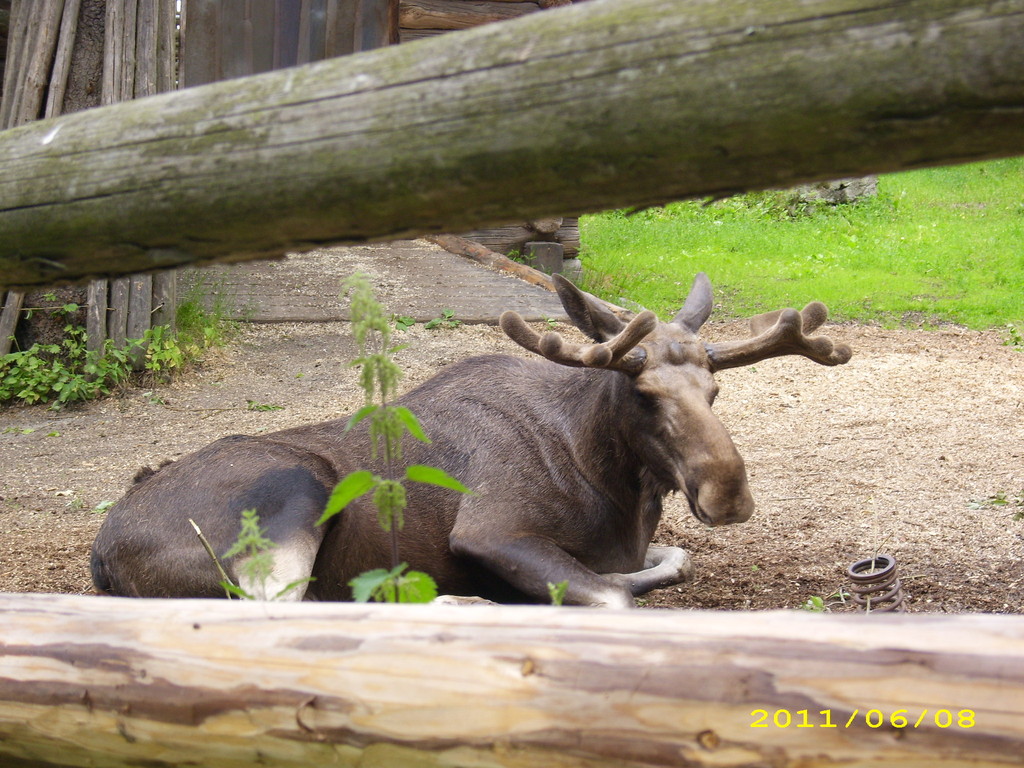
[180,0,397,87]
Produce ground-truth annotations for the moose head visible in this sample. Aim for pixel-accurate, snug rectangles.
[500,272,851,529]
[91,272,852,609]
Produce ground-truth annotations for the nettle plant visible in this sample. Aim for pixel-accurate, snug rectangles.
[316,274,472,602]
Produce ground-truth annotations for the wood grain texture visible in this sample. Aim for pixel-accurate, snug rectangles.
[1,593,1023,767]
[1,0,1023,288]
[461,220,580,257]
[400,0,540,30]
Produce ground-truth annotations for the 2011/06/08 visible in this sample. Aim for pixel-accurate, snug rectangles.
[751,709,976,729]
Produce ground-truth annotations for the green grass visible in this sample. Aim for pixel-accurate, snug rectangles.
[579,158,1024,329]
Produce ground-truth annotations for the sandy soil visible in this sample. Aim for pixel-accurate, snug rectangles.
[1,318,1022,614]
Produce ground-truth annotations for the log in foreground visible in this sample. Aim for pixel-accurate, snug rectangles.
[2,0,1024,288]
[1,594,1024,767]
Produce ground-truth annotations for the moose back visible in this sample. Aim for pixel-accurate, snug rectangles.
[90,274,851,608]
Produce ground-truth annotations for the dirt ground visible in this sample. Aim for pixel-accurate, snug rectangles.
[1,315,1022,614]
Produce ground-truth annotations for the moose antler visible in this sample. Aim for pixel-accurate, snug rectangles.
[704,302,852,371]
[500,310,657,375]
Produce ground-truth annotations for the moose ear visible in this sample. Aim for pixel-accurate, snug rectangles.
[552,274,626,342]
[672,272,713,333]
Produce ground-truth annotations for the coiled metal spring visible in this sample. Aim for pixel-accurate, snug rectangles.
[847,554,907,613]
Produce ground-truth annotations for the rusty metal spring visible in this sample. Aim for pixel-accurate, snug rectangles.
[847,554,907,613]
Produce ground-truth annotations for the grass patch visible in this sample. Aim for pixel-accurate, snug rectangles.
[580,157,1024,329]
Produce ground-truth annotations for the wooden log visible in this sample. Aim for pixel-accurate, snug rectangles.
[2,0,1024,289]
[151,270,176,328]
[399,26,446,41]
[126,272,152,368]
[0,289,23,355]
[107,275,129,348]
[1,593,1024,767]
[427,233,555,290]
[400,0,539,30]
[0,0,65,128]
[41,0,82,119]
[85,279,107,355]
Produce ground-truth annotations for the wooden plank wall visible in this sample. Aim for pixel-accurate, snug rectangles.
[180,0,397,87]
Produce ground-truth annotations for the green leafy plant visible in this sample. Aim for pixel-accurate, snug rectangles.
[968,491,1024,520]
[246,400,284,412]
[547,580,569,606]
[800,595,827,612]
[1005,323,1024,349]
[424,308,461,331]
[392,315,416,332]
[799,588,850,613]
[317,274,472,603]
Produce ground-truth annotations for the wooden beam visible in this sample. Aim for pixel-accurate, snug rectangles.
[399,0,540,30]
[1,0,1023,289]
[428,233,555,289]
[85,278,107,354]
[1,593,1023,767]
[0,289,23,354]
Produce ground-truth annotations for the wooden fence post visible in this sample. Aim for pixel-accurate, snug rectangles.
[0,290,23,356]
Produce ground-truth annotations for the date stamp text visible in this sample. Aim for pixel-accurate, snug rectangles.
[750,708,976,729]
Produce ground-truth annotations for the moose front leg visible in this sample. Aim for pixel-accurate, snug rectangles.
[601,545,694,598]
[449,527,637,609]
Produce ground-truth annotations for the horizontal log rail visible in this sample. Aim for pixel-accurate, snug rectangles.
[399,0,540,30]
[1,0,1022,289]
[1,593,1023,767]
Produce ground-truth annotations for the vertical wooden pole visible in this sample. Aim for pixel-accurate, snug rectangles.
[152,272,176,329]
[85,280,108,357]
[0,0,66,128]
[108,277,129,349]
[0,291,24,356]
[127,273,152,369]
[42,0,81,118]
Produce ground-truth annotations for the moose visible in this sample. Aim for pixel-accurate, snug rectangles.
[91,273,852,608]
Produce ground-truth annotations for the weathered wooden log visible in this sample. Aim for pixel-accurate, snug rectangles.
[85,279,107,355]
[427,233,556,289]
[2,0,1024,289]
[400,0,540,30]
[399,26,447,41]
[0,289,23,355]
[1,593,1023,767]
